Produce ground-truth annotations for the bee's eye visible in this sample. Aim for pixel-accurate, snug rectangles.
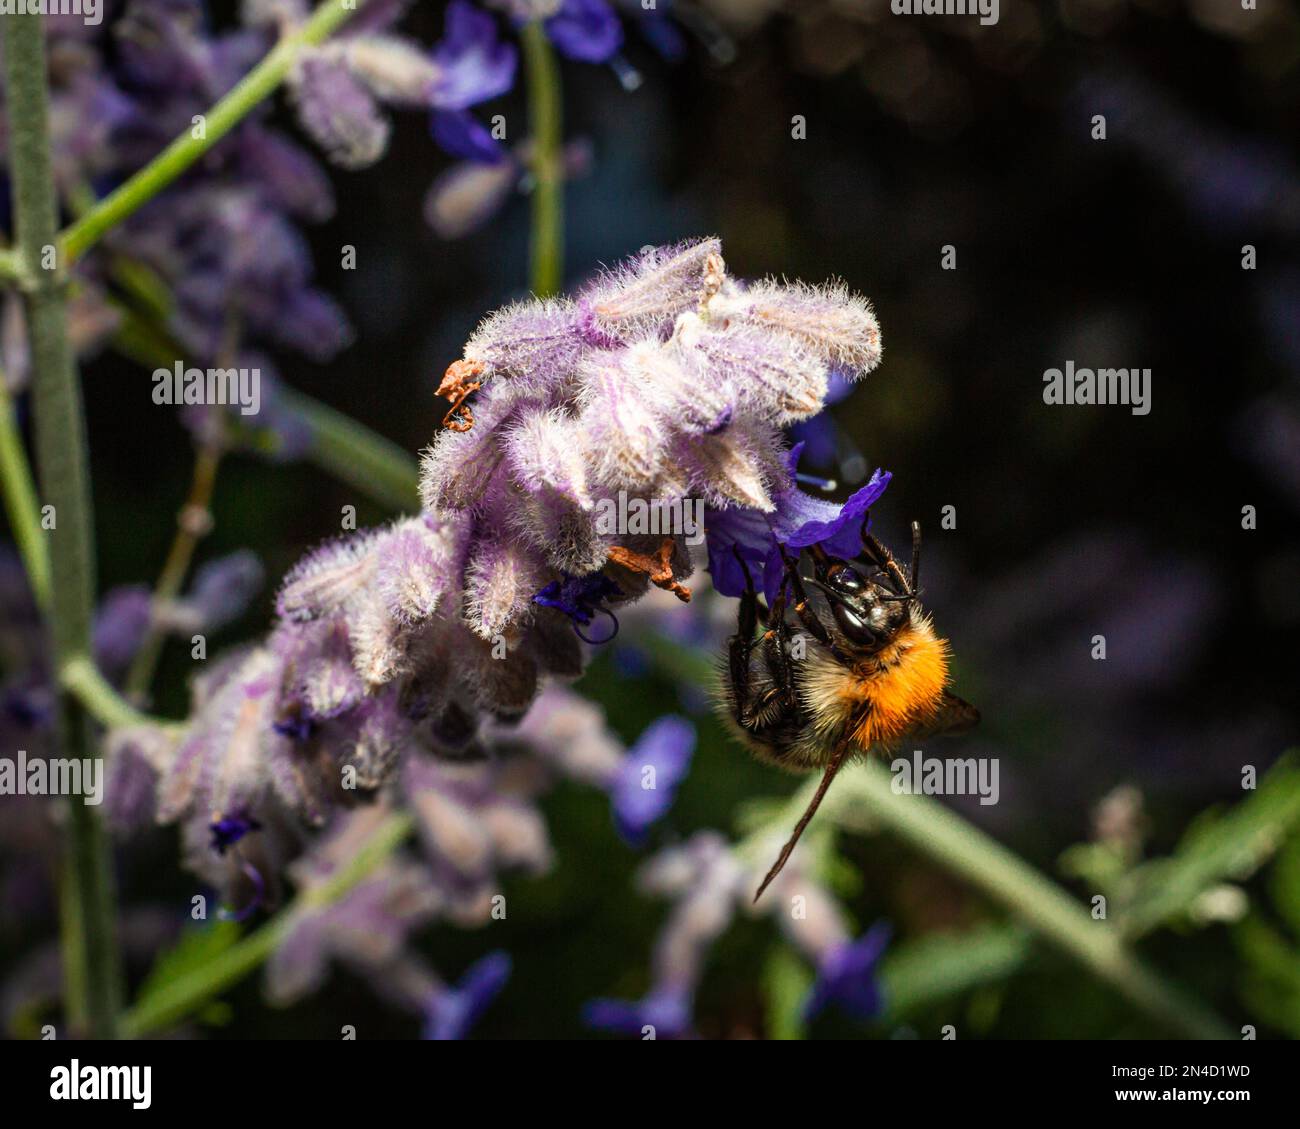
[829,564,865,595]
[831,601,877,645]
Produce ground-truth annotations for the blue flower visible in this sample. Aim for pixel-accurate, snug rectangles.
[533,572,623,642]
[209,812,262,856]
[609,715,695,846]
[431,109,509,165]
[582,985,693,1039]
[422,951,512,1040]
[431,1,518,110]
[545,0,624,64]
[429,1,518,163]
[803,922,891,1023]
[791,365,855,468]
[706,442,892,607]
[272,713,315,743]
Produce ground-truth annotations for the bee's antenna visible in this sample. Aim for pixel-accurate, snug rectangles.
[910,520,922,593]
[754,733,855,903]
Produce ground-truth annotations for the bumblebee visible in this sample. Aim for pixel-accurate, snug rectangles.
[719,519,979,900]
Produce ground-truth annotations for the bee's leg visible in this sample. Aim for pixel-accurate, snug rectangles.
[728,549,769,727]
[758,589,802,722]
[778,545,850,665]
[859,515,912,598]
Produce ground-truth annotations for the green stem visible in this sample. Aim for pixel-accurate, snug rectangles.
[4,13,122,1039]
[124,441,223,702]
[0,249,23,285]
[522,22,564,298]
[0,374,52,609]
[276,386,420,513]
[60,0,365,264]
[61,655,180,733]
[121,812,414,1037]
[748,760,1233,1040]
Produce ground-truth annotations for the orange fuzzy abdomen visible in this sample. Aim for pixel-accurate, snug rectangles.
[845,622,950,748]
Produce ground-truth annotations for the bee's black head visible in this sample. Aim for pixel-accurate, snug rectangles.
[807,555,912,647]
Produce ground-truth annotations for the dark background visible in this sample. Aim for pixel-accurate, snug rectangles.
[21,1,1300,1036]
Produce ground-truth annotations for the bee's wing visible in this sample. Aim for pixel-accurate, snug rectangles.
[917,691,980,738]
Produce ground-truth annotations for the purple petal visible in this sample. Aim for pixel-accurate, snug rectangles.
[423,951,512,1040]
[610,715,695,846]
[546,0,623,64]
[783,468,892,552]
[582,986,693,1038]
[431,1,517,110]
[430,109,508,164]
[803,922,891,1023]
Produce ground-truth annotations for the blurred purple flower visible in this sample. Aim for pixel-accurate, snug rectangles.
[430,109,508,165]
[545,0,623,64]
[424,137,592,239]
[609,715,695,846]
[428,1,516,163]
[422,951,512,1039]
[92,585,153,678]
[803,922,890,1023]
[184,550,265,632]
[582,985,692,1038]
[431,1,517,110]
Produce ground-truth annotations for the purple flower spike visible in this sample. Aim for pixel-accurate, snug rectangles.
[803,922,891,1024]
[209,812,263,856]
[582,986,693,1039]
[545,0,623,64]
[422,951,512,1040]
[610,715,695,846]
[430,1,517,111]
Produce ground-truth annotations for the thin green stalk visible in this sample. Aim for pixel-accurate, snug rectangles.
[124,441,223,701]
[61,655,181,734]
[522,22,564,298]
[121,812,414,1037]
[4,13,122,1038]
[60,0,365,264]
[0,249,23,284]
[0,374,51,608]
[746,760,1233,1040]
[276,386,420,513]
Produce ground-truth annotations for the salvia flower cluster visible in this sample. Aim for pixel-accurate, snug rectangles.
[100,238,889,1029]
